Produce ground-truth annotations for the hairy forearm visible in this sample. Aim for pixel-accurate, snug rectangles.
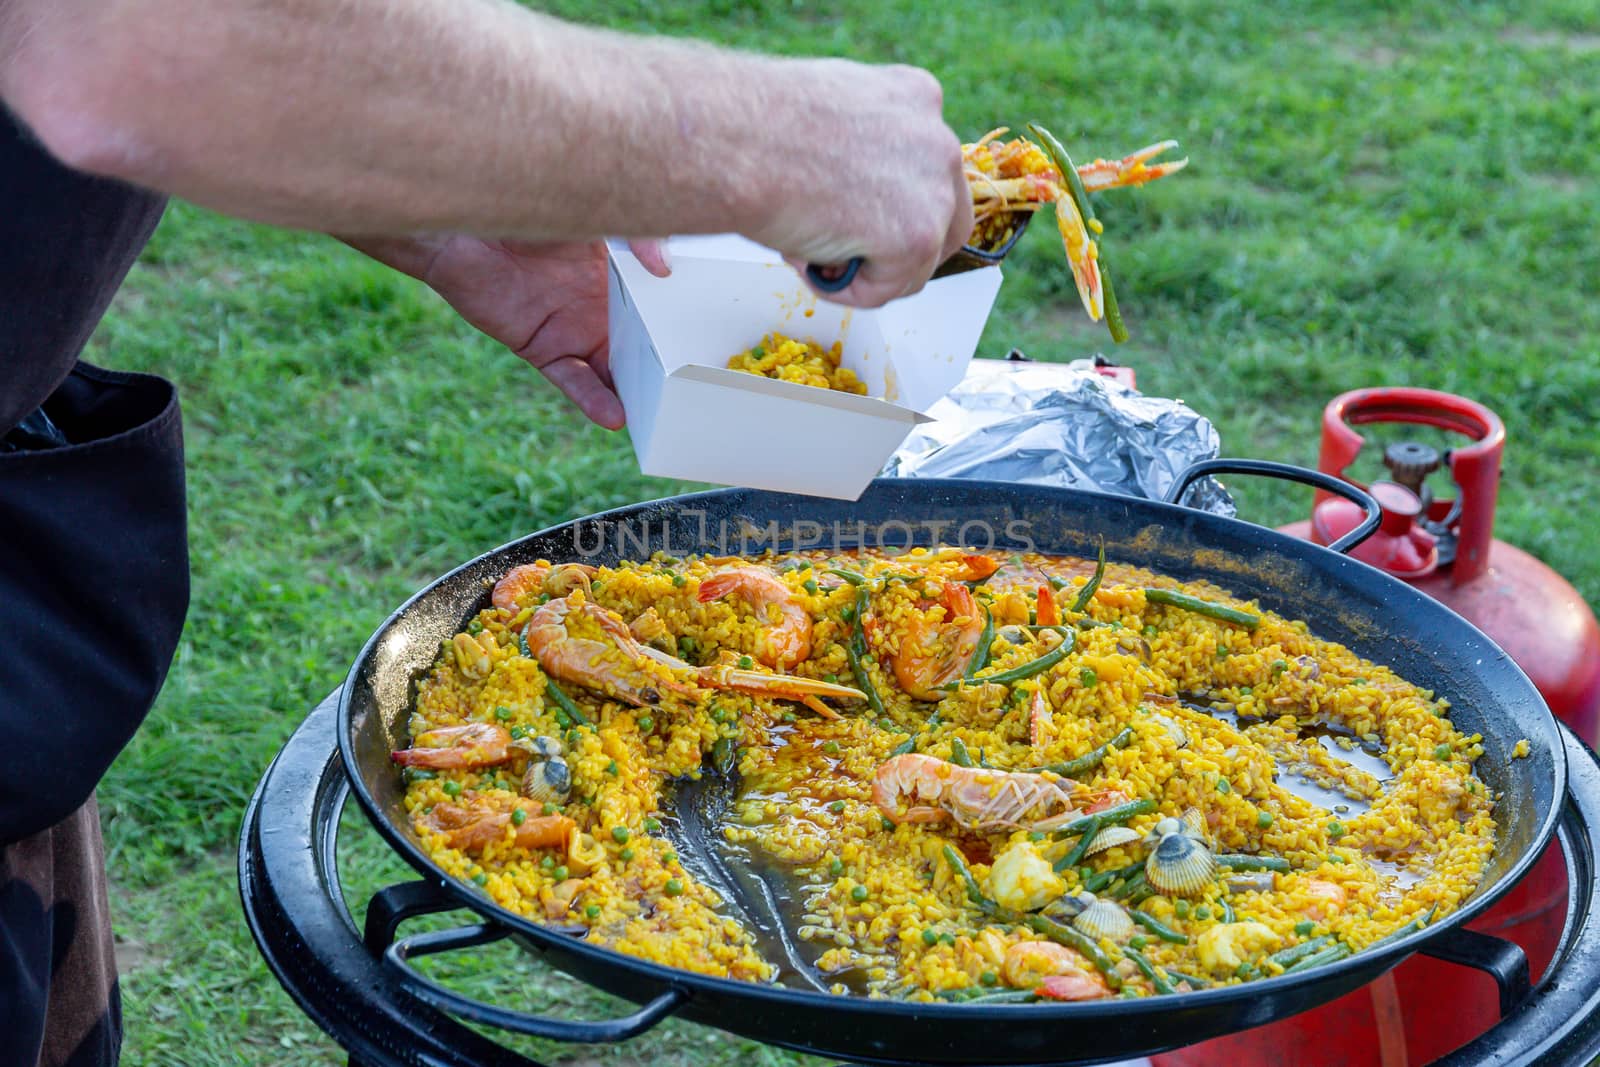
[1,0,783,239]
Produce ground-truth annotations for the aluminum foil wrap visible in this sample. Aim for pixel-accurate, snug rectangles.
[882,356,1235,515]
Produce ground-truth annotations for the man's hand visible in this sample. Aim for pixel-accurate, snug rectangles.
[345,235,668,430]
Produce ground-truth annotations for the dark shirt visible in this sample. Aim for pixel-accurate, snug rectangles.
[1,105,166,434]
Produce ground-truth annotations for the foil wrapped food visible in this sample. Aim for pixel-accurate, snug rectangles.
[882,355,1234,515]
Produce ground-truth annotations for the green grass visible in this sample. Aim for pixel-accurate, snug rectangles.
[85,2,1598,1063]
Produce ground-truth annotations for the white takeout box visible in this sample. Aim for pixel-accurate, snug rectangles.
[606,235,1002,500]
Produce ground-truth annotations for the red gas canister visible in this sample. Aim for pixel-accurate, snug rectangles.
[1154,387,1600,1067]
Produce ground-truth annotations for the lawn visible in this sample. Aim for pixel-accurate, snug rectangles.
[83,1,1599,1063]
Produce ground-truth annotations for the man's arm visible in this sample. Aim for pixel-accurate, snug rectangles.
[0,0,971,306]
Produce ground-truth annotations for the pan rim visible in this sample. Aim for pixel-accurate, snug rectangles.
[337,476,1567,1022]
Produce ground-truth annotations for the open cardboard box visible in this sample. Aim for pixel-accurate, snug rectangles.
[606,235,1002,500]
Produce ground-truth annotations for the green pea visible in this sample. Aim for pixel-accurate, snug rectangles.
[1294,920,1315,936]
[1271,659,1288,676]
[781,711,796,723]
[441,780,462,797]
[644,817,661,833]
[1235,961,1256,979]
[822,741,840,755]
[828,800,846,814]
[1216,646,1231,660]
[1240,686,1253,696]
[467,618,485,634]
[637,715,654,733]
[922,928,939,946]
[1174,899,1190,918]
[508,725,527,740]
[1129,935,1148,950]
[1258,811,1274,829]
[542,802,557,816]
[877,718,895,732]
[671,573,686,588]
[553,865,569,881]
[585,904,601,919]
[803,578,819,595]
[1216,778,1232,795]
[940,933,956,945]
[612,826,631,844]
[1194,905,1211,920]
[851,884,869,903]
[1143,624,1159,637]
[471,872,488,886]
[1435,743,1452,761]
[1328,854,1348,864]
[664,878,684,896]
[1327,820,1346,839]
[881,817,896,832]
[606,759,619,775]
[403,768,437,783]
[620,847,635,862]
[664,851,677,865]
[540,855,555,869]
[824,673,839,685]
[829,858,844,877]
[1080,667,1098,688]
[738,655,753,669]
[979,970,998,987]
[511,807,527,826]
[494,705,513,721]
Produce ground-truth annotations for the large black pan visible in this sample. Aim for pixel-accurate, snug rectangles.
[339,468,1565,1066]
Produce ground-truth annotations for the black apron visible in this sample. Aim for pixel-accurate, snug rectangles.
[1,104,186,1067]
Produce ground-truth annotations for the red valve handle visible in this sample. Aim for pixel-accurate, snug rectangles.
[1316,387,1505,585]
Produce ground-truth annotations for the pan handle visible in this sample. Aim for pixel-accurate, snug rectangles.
[1414,925,1532,1018]
[1165,458,1382,555]
[365,880,688,1042]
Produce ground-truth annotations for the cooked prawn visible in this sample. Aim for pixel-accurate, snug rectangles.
[891,584,985,701]
[1029,687,1053,749]
[639,646,865,719]
[697,567,811,669]
[872,753,1084,832]
[420,799,575,853]
[1003,941,1110,999]
[391,723,515,770]
[1301,879,1348,920]
[523,594,698,707]
[492,562,597,615]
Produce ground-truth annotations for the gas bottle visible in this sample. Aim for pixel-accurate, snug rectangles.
[1154,387,1600,1067]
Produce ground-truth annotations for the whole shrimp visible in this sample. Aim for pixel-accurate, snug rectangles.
[391,723,517,770]
[697,566,811,669]
[891,584,986,700]
[523,594,697,707]
[872,753,1084,832]
[420,799,574,854]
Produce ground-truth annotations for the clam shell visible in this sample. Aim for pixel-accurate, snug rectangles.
[1145,832,1218,896]
[1082,825,1143,858]
[521,755,572,804]
[1145,815,1185,846]
[1073,899,1135,942]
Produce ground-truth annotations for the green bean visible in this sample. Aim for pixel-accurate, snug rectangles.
[964,607,996,681]
[1108,870,1148,901]
[1123,946,1178,995]
[1215,853,1291,873]
[1053,797,1156,840]
[826,567,868,587]
[950,737,975,768]
[1098,260,1130,345]
[966,627,1076,686]
[1081,860,1144,893]
[1031,727,1135,778]
[1071,541,1107,613]
[1143,588,1261,629]
[1020,913,1122,989]
[1219,898,1236,924]
[1266,935,1332,970]
[1130,909,1187,944]
[1365,905,1438,952]
[890,736,917,757]
[939,988,1040,1005]
[1029,122,1127,346]
[1057,817,1102,871]
[1285,943,1352,974]
[543,677,590,727]
[840,584,887,719]
[710,736,737,776]
[1165,969,1210,989]
[941,845,996,914]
